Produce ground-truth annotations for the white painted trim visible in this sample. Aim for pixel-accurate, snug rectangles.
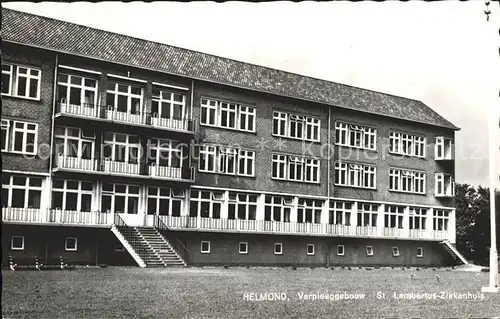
[201,240,211,254]
[152,81,189,91]
[337,245,345,256]
[417,247,424,258]
[11,236,24,250]
[306,244,315,256]
[2,170,50,176]
[58,64,101,75]
[239,242,248,254]
[274,243,283,255]
[108,73,147,83]
[65,237,78,251]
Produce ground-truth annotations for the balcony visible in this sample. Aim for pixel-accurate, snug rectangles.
[55,103,195,133]
[326,224,351,235]
[355,226,377,236]
[53,155,195,182]
[2,207,111,226]
[383,227,403,237]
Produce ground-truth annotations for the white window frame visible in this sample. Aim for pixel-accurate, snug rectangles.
[54,126,95,159]
[335,122,376,150]
[103,132,141,163]
[329,201,352,226]
[147,186,183,217]
[357,203,378,227]
[337,245,345,256]
[149,138,183,168]
[11,236,24,250]
[9,121,38,155]
[200,98,256,133]
[101,183,140,214]
[297,199,323,224]
[238,150,255,176]
[1,119,10,152]
[435,136,453,160]
[274,243,283,255]
[272,154,320,183]
[151,88,186,120]
[199,144,255,177]
[272,111,321,142]
[106,82,144,114]
[2,175,43,208]
[392,247,400,257]
[2,63,41,100]
[52,179,93,212]
[65,237,78,251]
[409,208,427,230]
[201,241,211,254]
[219,147,237,174]
[57,73,98,107]
[433,210,450,231]
[190,190,223,219]
[306,244,315,256]
[264,195,293,222]
[417,247,424,258]
[228,192,258,220]
[2,64,13,96]
[389,131,426,158]
[366,246,374,256]
[305,158,320,183]
[435,173,454,197]
[389,168,426,194]
[239,242,248,254]
[384,205,405,229]
[335,162,376,189]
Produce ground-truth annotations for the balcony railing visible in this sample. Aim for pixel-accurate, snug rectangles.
[2,207,111,226]
[56,103,195,132]
[355,226,378,236]
[54,155,195,182]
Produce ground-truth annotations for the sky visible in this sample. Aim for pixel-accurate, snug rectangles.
[3,1,500,187]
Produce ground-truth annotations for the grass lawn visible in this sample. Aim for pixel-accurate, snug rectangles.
[2,267,500,318]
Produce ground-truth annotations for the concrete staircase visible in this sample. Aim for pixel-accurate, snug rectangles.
[441,240,469,265]
[136,227,186,267]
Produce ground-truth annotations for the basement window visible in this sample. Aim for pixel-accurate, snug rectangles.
[417,247,424,258]
[366,246,374,256]
[307,244,315,256]
[392,247,400,257]
[201,241,210,254]
[239,242,248,254]
[274,243,283,255]
[337,245,345,256]
[65,237,78,251]
[11,236,24,250]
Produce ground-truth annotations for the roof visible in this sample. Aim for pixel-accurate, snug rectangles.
[1,8,459,130]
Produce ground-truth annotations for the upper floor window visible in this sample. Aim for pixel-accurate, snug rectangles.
[54,126,95,159]
[2,63,41,100]
[1,175,42,209]
[389,168,426,194]
[106,82,143,114]
[409,208,427,230]
[433,210,450,231]
[335,122,376,150]
[57,73,98,106]
[103,132,140,163]
[152,89,186,120]
[334,162,376,189]
[435,137,453,160]
[200,98,255,132]
[199,145,255,177]
[384,205,405,229]
[357,203,378,227]
[273,111,320,142]
[149,138,183,168]
[389,132,426,158]
[2,119,38,155]
[435,173,454,197]
[272,154,320,183]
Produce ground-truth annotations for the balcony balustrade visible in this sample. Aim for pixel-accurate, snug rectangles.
[2,207,111,226]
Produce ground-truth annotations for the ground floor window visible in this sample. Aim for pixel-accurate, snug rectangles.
[417,247,424,258]
[366,246,374,256]
[337,245,345,256]
[274,243,283,255]
[147,186,183,216]
[190,190,222,218]
[101,183,139,214]
[11,236,24,250]
[2,175,42,208]
[392,247,400,257]
[307,244,315,256]
[264,195,293,222]
[52,179,93,211]
[228,192,257,220]
[201,241,210,254]
[65,237,78,251]
[239,242,248,254]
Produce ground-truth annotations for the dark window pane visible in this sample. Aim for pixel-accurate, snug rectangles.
[11,189,25,208]
[29,79,38,98]
[66,193,78,210]
[17,77,27,96]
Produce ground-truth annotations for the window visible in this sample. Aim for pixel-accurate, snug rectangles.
[101,183,139,214]
[329,201,352,226]
[1,63,41,99]
[435,173,454,197]
[272,154,320,183]
[201,241,210,254]
[106,82,143,115]
[200,98,255,132]
[335,122,376,150]
[102,133,140,163]
[52,179,93,212]
[264,195,293,222]
[272,111,320,142]
[389,132,426,158]
[384,205,405,229]
[337,245,345,256]
[392,247,400,257]
[435,136,453,160]
[409,208,427,230]
[335,162,376,189]
[199,145,255,176]
[307,244,315,256]
[228,193,257,220]
[433,210,450,231]
[366,246,374,256]
[357,203,378,227]
[239,242,248,254]
[147,187,183,217]
[389,168,426,194]
[2,175,42,208]
[417,247,424,258]
[2,120,38,155]
[149,138,184,168]
[11,236,24,250]
[297,199,322,224]
[57,73,98,107]
[54,126,95,159]
[274,243,283,255]
[152,88,186,120]
[65,237,78,251]
[190,190,222,218]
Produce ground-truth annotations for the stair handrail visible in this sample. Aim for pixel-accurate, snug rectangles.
[113,213,148,261]
[154,215,189,263]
